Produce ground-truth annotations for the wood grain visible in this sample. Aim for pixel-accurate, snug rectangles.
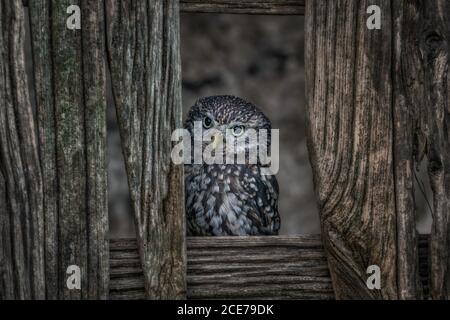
[0,0,45,299]
[180,0,305,15]
[28,0,109,299]
[417,0,450,300]
[110,235,334,300]
[109,235,431,300]
[106,0,186,299]
[306,0,417,299]
[306,0,450,300]
[392,0,423,300]
[28,0,58,299]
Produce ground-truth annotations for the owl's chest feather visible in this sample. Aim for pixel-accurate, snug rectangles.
[185,164,277,236]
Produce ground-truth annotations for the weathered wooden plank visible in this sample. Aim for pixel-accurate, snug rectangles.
[28,0,109,299]
[109,290,146,300]
[109,277,146,291]
[417,0,450,300]
[109,235,431,300]
[110,259,141,269]
[82,0,109,299]
[110,267,144,278]
[392,0,423,299]
[22,0,306,15]
[28,0,58,300]
[110,251,140,260]
[109,236,335,300]
[187,235,323,248]
[106,0,186,299]
[180,0,305,15]
[50,0,87,300]
[0,0,45,299]
[305,0,424,299]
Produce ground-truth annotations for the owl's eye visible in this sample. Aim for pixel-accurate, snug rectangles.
[203,116,213,129]
[231,125,245,137]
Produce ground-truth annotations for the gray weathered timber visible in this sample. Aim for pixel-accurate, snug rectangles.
[180,0,305,15]
[392,0,450,300]
[306,0,419,299]
[28,0,58,299]
[110,236,335,300]
[52,0,87,299]
[28,0,109,299]
[392,0,423,300]
[106,0,186,299]
[306,0,450,300]
[109,235,431,300]
[0,0,45,299]
[417,0,450,300]
[82,0,109,300]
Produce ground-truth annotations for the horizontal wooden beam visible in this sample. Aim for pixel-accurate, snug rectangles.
[109,234,430,300]
[22,1,305,15]
[180,0,305,15]
[111,235,332,299]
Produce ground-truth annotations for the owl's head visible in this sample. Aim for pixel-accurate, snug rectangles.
[184,95,273,165]
[185,95,271,131]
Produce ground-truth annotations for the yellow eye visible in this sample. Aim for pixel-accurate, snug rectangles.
[203,116,213,129]
[231,125,244,137]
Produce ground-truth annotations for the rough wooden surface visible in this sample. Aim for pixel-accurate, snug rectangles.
[392,0,423,300]
[81,0,110,300]
[110,235,431,300]
[28,0,58,299]
[110,235,334,300]
[28,0,109,299]
[306,0,450,300]
[306,0,419,299]
[306,0,396,299]
[0,0,45,299]
[180,0,305,15]
[106,0,186,299]
[416,0,450,300]
[392,0,450,300]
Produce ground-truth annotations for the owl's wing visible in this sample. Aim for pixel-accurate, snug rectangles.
[231,166,280,235]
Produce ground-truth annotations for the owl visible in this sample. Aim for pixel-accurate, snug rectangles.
[184,95,280,236]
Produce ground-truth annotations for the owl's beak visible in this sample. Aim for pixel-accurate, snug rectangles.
[212,132,222,150]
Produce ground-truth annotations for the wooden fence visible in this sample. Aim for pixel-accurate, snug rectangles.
[1,0,449,300]
[109,235,430,299]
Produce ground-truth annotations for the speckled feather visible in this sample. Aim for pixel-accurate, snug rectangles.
[184,96,280,236]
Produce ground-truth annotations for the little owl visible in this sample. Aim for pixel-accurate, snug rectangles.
[184,95,280,236]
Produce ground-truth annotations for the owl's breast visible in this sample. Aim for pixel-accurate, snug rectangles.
[184,164,279,236]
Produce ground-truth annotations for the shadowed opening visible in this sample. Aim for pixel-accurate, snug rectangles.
[181,13,319,235]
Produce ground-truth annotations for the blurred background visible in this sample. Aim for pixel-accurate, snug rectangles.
[180,13,319,235]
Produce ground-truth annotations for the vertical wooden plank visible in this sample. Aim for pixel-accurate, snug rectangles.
[28,0,59,299]
[106,0,186,299]
[0,162,14,299]
[395,0,450,300]
[392,0,422,299]
[0,0,45,299]
[29,0,109,299]
[307,0,450,300]
[51,0,87,300]
[81,0,109,300]
[419,0,450,300]
[306,0,409,299]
